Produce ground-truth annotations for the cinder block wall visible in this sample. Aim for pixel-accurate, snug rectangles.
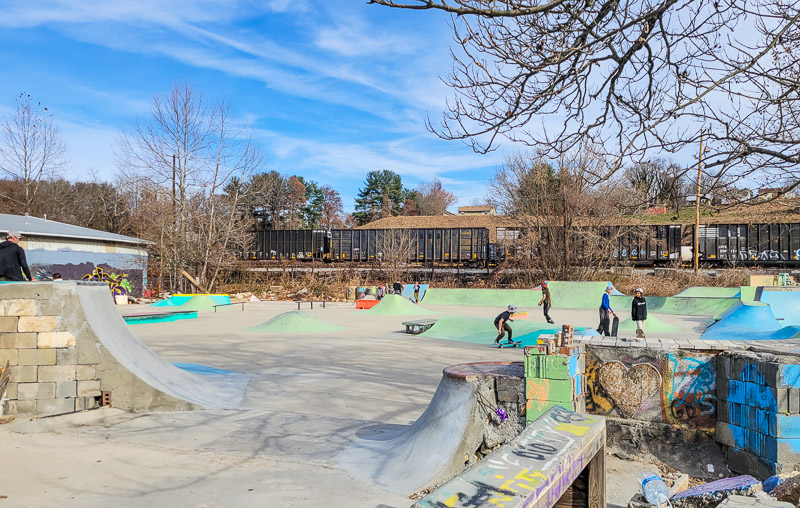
[0,284,100,416]
[716,351,800,478]
[524,344,586,423]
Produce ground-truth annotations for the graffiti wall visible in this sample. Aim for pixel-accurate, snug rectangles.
[21,236,148,296]
[585,346,716,430]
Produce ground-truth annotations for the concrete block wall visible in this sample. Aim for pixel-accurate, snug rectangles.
[716,351,800,478]
[0,285,101,416]
[524,344,586,424]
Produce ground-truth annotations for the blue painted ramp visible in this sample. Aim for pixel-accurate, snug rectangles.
[701,301,800,341]
[758,288,800,326]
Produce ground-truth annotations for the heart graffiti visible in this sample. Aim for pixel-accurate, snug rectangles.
[597,361,662,418]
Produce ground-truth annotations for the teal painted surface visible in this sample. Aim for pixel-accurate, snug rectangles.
[124,311,198,325]
[151,295,231,307]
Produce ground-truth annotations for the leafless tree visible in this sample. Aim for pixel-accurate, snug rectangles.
[319,185,345,228]
[116,82,263,292]
[0,93,67,214]
[370,0,800,196]
[415,178,458,215]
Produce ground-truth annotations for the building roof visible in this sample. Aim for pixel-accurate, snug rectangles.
[457,205,495,213]
[0,214,147,245]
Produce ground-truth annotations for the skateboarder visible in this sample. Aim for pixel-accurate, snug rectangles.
[494,305,519,346]
[538,281,555,324]
[413,282,421,303]
[631,287,648,338]
[596,285,617,337]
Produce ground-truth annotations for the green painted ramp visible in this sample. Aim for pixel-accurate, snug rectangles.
[675,287,741,298]
[174,295,222,312]
[249,311,345,333]
[363,294,437,316]
[609,295,739,318]
[617,314,682,333]
[421,288,537,307]
[546,281,623,309]
[419,315,551,343]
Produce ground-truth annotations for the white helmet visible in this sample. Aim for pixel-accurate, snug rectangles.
[508,305,517,312]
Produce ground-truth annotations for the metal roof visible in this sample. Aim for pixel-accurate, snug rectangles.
[0,214,148,245]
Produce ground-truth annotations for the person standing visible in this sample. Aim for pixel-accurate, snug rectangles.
[0,231,32,281]
[494,305,518,346]
[392,280,403,295]
[413,282,421,303]
[376,284,385,300]
[538,281,555,324]
[631,288,648,338]
[596,285,617,336]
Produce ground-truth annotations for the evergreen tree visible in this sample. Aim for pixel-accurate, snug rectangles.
[352,170,405,225]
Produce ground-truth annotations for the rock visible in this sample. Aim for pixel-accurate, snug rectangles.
[296,288,308,295]
[671,475,763,508]
[716,494,794,507]
[763,472,800,495]
[665,473,690,497]
[771,475,800,505]
[614,450,632,460]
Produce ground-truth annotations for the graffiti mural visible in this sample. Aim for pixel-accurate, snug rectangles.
[662,353,716,430]
[82,267,132,297]
[585,348,716,430]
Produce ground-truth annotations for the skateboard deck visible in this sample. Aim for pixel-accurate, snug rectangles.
[494,341,521,348]
[611,316,619,337]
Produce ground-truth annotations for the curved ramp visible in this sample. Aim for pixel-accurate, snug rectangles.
[545,281,623,309]
[701,301,800,341]
[74,283,250,410]
[617,314,682,333]
[675,287,741,298]
[757,288,800,326]
[363,294,437,316]
[337,362,524,495]
[249,311,345,333]
[421,288,537,307]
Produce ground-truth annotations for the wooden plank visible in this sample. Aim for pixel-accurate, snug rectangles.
[179,269,209,294]
[587,441,606,508]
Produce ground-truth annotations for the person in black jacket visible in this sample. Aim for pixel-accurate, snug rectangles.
[631,287,647,338]
[494,305,518,346]
[0,231,32,281]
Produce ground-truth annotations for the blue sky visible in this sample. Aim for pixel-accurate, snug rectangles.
[0,1,507,212]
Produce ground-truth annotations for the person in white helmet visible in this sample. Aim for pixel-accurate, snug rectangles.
[631,288,648,338]
[494,305,518,346]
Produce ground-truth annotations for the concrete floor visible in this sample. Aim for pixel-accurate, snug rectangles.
[0,301,720,507]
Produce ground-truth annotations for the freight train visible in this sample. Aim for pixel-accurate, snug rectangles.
[245,223,800,268]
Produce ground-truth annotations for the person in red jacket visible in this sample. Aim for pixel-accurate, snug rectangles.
[0,231,32,281]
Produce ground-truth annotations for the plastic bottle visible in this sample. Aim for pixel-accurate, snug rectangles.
[637,472,670,506]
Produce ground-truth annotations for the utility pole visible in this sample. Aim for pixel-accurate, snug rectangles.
[171,154,177,222]
[694,131,705,274]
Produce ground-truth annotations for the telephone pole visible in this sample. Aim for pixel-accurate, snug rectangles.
[694,132,706,274]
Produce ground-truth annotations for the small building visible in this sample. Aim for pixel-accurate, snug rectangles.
[0,214,148,295]
[457,205,496,216]
[686,194,712,206]
[758,187,788,201]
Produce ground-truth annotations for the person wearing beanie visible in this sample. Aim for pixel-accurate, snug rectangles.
[494,304,518,346]
[631,288,648,338]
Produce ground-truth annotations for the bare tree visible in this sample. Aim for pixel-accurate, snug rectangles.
[319,185,345,228]
[116,82,262,292]
[0,93,67,214]
[415,178,457,215]
[370,0,800,196]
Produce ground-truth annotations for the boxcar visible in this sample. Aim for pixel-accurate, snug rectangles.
[694,223,800,266]
[609,224,682,264]
[247,229,329,260]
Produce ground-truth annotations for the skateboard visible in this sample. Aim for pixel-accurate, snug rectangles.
[611,316,619,337]
[494,340,521,348]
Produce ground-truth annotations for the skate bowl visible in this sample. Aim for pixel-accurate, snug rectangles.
[757,288,800,326]
[249,311,345,333]
[617,314,683,333]
[701,300,800,341]
[420,281,623,309]
[419,316,551,344]
[337,362,527,495]
[609,294,740,318]
[0,282,250,416]
[362,294,437,316]
[675,287,742,298]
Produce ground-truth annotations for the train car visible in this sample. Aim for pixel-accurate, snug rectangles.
[247,229,330,261]
[329,228,489,266]
[609,224,682,264]
[694,223,800,266]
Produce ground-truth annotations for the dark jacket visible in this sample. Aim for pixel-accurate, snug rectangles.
[0,241,32,281]
[631,296,648,321]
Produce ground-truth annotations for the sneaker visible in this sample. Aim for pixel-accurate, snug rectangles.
[547,320,555,324]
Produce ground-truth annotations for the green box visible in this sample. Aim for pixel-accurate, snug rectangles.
[525,355,544,379]
[545,355,571,380]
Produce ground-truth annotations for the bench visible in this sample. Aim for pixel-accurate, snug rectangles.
[413,406,606,508]
[402,319,438,334]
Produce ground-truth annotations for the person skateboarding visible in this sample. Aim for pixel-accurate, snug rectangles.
[596,285,617,337]
[631,287,648,338]
[494,305,519,347]
[538,281,555,324]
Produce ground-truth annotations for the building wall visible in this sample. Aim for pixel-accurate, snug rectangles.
[19,236,148,296]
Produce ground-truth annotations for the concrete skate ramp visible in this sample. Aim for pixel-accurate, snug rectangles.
[249,311,345,333]
[421,288,537,307]
[618,314,682,333]
[337,362,523,495]
[757,288,800,326]
[151,294,231,307]
[76,284,250,409]
[675,287,741,298]
[701,300,800,341]
[609,295,739,318]
[420,315,550,344]
[545,281,623,309]
[363,294,437,316]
